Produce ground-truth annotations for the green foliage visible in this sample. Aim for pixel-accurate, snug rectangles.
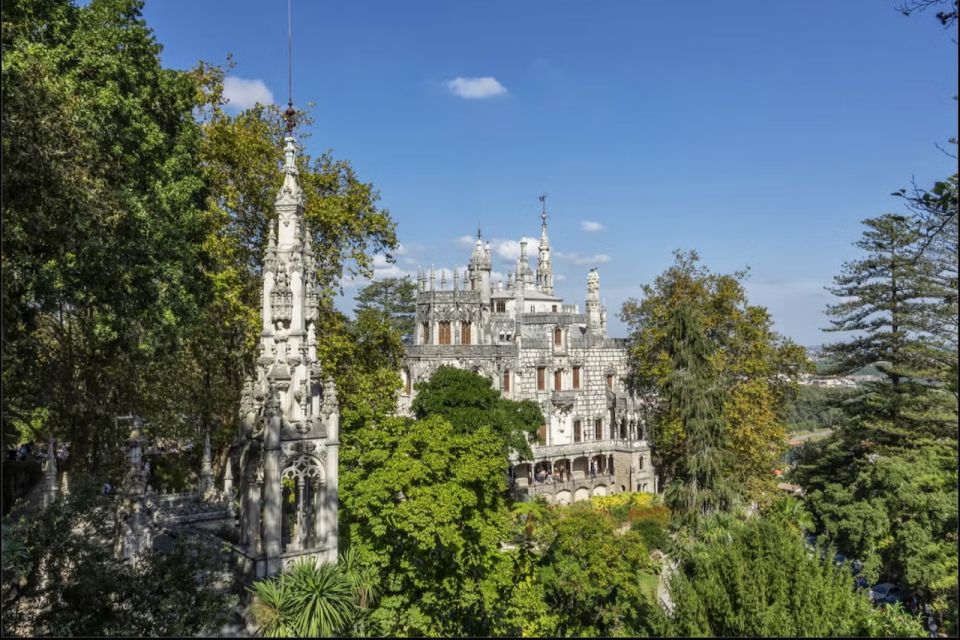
[1,0,398,473]
[662,305,738,526]
[619,250,811,503]
[249,558,363,638]
[499,497,666,637]
[1,474,229,636]
[782,385,854,433]
[411,365,543,460]
[663,516,916,637]
[354,276,417,344]
[795,206,958,633]
[2,0,213,467]
[340,413,512,636]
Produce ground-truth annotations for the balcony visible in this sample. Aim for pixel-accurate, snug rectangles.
[528,439,649,460]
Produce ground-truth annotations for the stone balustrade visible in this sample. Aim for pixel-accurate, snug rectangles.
[528,438,648,460]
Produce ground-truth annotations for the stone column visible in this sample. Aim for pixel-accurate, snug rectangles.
[41,437,58,509]
[244,476,261,553]
[312,478,324,548]
[262,392,283,576]
[199,426,214,499]
[325,408,340,563]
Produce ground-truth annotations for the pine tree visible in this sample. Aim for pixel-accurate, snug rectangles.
[823,213,956,445]
[663,305,737,527]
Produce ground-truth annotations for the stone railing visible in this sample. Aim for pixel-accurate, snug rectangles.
[525,439,649,460]
[405,344,518,358]
[520,313,587,325]
[513,473,618,499]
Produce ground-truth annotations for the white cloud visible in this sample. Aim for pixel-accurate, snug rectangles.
[556,251,612,266]
[493,239,522,261]
[581,220,605,232]
[555,273,568,282]
[446,76,508,99]
[455,235,477,248]
[222,77,274,110]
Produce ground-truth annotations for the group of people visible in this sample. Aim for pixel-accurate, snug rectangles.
[534,468,570,484]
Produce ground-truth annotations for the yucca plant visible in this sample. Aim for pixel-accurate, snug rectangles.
[284,560,356,637]
[249,575,293,637]
[249,558,356,637]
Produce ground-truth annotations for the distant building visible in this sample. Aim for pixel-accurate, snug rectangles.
[400,206,656,503]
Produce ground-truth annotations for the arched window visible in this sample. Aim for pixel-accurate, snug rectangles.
[460,321,471,345]
[554,369,562,390]
[572,366,581,389]
[537,367,546,390]
[554,327,562,346]
[502,370,511,392]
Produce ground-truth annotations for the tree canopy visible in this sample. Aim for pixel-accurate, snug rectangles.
[620,250,810,503]
[411,365,543,460]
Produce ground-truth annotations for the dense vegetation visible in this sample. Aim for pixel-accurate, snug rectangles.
[2,0,954,637]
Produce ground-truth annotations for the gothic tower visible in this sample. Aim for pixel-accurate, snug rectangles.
[236,130,339,578]
[536,201,554,295]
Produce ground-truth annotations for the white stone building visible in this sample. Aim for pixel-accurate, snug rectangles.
[401,207,656,504]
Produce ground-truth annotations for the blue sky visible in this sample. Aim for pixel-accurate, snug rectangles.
[143,0,957,346]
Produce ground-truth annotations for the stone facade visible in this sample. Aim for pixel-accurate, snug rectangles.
[233,133,339,578]
[401,209,656,503]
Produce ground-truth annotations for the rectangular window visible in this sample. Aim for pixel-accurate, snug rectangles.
[439,321,452,345]
[594,419,603,440]
[537,367,545,391]
[538,424,547,445]
[404,371,411,395]
[495,300,506,313]
[421,323,430,345]
[606,373,614,390]
[572,366,581,389]
[460,321,471,345]
[552,305,558,312]
[554,370,562,391]
[574,420,582,443]
[553,328,562,346]
[502,371,510,392]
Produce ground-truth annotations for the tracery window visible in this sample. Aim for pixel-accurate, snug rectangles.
[495,300,506,313]
[460,321,471,345]
[438,321,452,345]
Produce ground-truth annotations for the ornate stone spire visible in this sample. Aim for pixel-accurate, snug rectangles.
[237,90,340,577]
[586,268,604,338]
[536,195,554,295]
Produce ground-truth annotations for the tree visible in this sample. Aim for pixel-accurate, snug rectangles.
[794,212,958,633]
[411,366,543,460]
[497,497,664,637]
[1,0,213,470]
[822,214,956,444]
[662,305,738,527]
[339,414,513,636]
[354,276,416,344]
[664,516,924,637]
[620,251,810,503]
